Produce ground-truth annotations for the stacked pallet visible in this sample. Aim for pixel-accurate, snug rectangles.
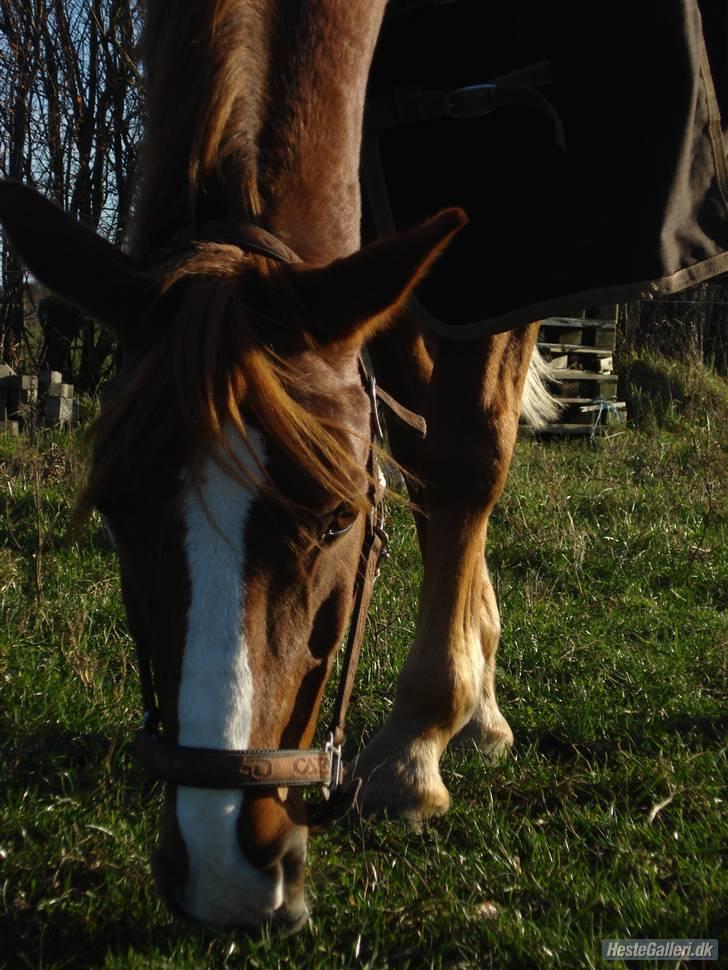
[535,314,626,436]
[0,365,77,434]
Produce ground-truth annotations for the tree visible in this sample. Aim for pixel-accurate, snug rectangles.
[0,0,143,386]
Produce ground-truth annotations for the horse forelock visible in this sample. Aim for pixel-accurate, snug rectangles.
[78,245,372,525]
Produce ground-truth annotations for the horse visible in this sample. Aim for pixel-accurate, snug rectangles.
[0,0,556,929]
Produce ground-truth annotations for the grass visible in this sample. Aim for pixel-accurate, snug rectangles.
[1,371,727,969]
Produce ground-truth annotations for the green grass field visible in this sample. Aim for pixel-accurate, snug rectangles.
[1,362,726,969]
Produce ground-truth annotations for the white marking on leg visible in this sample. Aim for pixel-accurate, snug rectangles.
[176,427,283,925]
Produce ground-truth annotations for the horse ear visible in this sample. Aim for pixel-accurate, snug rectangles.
[0,180,153,342]
[288,208,467,345]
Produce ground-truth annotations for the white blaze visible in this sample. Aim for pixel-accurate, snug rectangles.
[176,427,283,924]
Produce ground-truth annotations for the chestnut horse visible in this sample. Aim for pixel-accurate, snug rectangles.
[0,0,553,928]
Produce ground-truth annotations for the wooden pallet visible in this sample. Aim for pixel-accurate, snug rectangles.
[528,314,626,437]
[538,316,617,349]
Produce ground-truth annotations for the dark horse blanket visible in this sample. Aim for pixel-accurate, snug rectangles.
[364,0,728,334]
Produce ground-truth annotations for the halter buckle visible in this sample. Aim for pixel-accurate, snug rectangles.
[324,732,343,791]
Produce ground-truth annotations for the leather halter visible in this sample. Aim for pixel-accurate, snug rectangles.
[133,224,426,822]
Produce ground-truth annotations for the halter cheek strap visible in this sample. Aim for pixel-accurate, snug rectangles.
[132,225,426,825]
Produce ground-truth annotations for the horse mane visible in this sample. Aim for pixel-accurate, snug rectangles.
[132,0,271,255]
[77,244,371,523]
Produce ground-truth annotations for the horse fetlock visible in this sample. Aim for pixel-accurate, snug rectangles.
[350,730,450,825]
[451,695,514,761]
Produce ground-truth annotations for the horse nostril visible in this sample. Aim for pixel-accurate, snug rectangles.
[274,847,308,934]
[269,827,308,924]
[260,829,306,894]
[282,838,306,880]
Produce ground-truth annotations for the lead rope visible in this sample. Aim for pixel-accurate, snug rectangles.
[325,374,426,757]
[324,373,390,789]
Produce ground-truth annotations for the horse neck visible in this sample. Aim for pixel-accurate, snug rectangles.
[132,0,386,262]
[257,0,387,262]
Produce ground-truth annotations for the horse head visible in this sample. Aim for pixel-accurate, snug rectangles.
[0,179,464,927]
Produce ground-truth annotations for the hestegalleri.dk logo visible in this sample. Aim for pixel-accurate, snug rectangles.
[602,939,718,961]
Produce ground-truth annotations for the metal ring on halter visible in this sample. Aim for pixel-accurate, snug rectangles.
[324,733,343,791]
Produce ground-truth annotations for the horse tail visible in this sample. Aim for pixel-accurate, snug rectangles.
[520,345,560,429]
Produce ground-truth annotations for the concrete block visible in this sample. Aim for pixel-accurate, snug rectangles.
[17,375,38,391]
[47,382,74,398]
[44,395,74,424]
[0,420,20,436]
[0,363,15,382]
[39,370,63,386]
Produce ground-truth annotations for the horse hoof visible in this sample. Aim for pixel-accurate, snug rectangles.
[355,778,451,827]
[348,736,451,826]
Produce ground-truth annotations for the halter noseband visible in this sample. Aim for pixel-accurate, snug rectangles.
[133,224,426,825]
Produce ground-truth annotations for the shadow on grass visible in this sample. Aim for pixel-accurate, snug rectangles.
[4,908,188,970]
[514,711,728,763]
[2,726,145,799]
[3,729,244,969]
[5,887,306,970]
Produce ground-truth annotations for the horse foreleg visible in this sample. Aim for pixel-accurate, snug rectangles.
[354,327,536,823]
[450,560,514,760]
[354,506,492,821]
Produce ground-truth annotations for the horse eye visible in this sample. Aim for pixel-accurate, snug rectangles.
[321,504,358,542]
